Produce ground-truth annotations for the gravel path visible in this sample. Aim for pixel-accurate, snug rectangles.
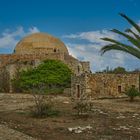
[0,124,37,140]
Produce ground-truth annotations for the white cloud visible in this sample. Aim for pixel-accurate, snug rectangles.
[64,27,140,72]
[28,27,40,34]
[66,43,127,72]
[0,25,139,71]
[63,30,121,45]
[129,21,140,36]
[0,26,40,51]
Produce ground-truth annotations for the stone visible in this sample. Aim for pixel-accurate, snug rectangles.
[68,125,93,134]
[71,73,139,99]
[0,32,90,93]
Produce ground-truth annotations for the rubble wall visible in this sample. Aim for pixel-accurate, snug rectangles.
[71,73,140,99]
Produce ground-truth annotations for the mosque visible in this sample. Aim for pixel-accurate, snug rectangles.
[0,32,90,92]
[0,32,139,99]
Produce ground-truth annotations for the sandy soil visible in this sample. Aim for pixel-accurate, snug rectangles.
[0,93,140,140]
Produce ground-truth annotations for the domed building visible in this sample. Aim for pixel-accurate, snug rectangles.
[0,32,90,92]
[14,33,69,55]
[0,32,139,99]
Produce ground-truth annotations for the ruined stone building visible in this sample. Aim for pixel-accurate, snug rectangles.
[0,32,139,98]
[0,33,90,92]
[71,73,140,99]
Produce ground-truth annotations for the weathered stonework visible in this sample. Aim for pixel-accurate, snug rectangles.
[71,73,140,99]
[0,33,90,92]
[0,67,10,92]
[71,73,92,99]
[1,32,139,98]
[14,33,69,55]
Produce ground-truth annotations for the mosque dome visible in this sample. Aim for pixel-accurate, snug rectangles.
[14,32,69,55]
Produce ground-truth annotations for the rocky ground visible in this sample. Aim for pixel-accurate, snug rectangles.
[0,93,140,140]
[0,124,36,140]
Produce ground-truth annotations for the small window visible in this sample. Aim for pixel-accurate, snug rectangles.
[77,85,80,98]
[132,85,135,88]
[118,86,121,93]
[31,60,35,66]
[77,66,80,73]
[17,59,20,62]
[23,61,28,65]
[54,49,56,52]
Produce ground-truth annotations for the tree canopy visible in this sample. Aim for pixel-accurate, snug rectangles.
[12,60,72,93]
[96,66,127,74]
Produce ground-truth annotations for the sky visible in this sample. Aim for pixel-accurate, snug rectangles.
[0,0,140,72]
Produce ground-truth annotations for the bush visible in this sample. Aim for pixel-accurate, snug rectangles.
[29,85,59,118]
[12,60,72,93]
[125,87,140,102]
[73,100,93,116]
[30,102,59,118]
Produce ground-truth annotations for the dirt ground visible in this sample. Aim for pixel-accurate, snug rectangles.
[0,93,140,140]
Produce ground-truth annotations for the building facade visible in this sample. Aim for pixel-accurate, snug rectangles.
[0,32,139,98]
[0,32,90,92]
[71,73,140,99]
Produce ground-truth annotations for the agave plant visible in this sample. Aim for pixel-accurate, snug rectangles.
[100,13,140,59]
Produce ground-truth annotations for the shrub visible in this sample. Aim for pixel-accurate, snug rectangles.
[73,96,93,116]
[30,102,59,118]
[30,85,59,118]
[125,87,140,102]
[12,59,72,93]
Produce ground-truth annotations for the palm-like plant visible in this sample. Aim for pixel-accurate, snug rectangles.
[100,13,140,59]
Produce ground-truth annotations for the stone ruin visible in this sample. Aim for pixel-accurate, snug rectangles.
[0,32,90,92]
[0,32,139,99]
[71,73,140,99]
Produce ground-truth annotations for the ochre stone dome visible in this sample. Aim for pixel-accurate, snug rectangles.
[14,33,69,54]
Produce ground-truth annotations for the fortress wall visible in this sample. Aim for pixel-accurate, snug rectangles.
[0,53,76,92]
[0,52,90,93]
[71,74,88,99]
[80,61,90,73]
[0,67,10,92]
[71,73,140,99]
[88,73,140,98]
[0,53,65,68]
[64,54,90,75]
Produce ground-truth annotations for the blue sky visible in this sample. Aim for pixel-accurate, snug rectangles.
[0,0,140,72]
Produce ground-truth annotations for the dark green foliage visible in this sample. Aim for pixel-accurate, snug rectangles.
[125,87,140,102]
[12,60,72,93]
[96,66,127,74]
[100,13,140,60]
[113,67,127,74]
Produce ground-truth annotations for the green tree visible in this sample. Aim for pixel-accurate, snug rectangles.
[12,60,72,93]
[100,13,140,59]
[96,66,127,74]
[113,66,127,74]
[125,87,140,102]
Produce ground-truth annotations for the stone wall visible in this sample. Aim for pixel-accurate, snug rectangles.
[0,67,10,92]
[0,61,36,93]
[0,53,90,76]
[89,73,139,98]
[0,53,64,68]
[64,54,90,75]
[71,73,140,99]
[0,52,90,93]
[71,73,92,99]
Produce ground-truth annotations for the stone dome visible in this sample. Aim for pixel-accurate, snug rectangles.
[14,32,69,55]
